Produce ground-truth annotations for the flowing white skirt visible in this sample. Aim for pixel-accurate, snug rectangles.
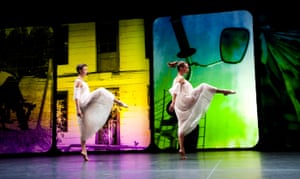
[78,88,115,142]
[175,83,216,136]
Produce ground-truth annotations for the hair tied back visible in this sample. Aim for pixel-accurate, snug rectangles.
[167,61,178,68]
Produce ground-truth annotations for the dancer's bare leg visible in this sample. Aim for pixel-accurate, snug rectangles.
[91,88,128,108]
[216,89,236,96]
[178,133,187,160]
[81,140,89,161]
[195,83,236,97]
[114,99,128,108]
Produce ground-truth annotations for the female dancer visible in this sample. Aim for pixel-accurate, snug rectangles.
[74,64,128,161]
[168,61,236,160]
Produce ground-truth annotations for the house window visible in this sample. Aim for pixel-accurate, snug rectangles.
[96,88,120,145]
[56,25,68,65]
[96,20,119,72]
[56,91,68,132]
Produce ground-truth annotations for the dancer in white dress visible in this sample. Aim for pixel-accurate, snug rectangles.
[168,61,236,159]
[74,64,128,161]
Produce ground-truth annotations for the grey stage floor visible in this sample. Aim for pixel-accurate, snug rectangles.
[1,150,300,179]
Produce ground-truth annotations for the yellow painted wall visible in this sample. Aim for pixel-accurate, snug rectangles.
[57,22,97,75]
[119,19,148,71]
[117,19,150,147]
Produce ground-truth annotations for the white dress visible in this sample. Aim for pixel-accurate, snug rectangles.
[169,78,216,136]
[74,79,115,142]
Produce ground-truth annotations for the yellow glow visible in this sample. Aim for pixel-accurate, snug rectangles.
[57,20,150,150]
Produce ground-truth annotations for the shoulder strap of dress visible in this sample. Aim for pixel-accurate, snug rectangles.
[175,76,185,84]
[74,78,84,87]
[75,78,83,82]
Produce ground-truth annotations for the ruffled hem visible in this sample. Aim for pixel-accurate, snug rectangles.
[176,84,216,136]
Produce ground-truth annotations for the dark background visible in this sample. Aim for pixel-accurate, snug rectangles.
[0,1,298,26]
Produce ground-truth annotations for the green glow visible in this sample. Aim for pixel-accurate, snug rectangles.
[153,10,258,149]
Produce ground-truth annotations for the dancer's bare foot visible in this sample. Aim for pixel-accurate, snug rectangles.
[81,151,89,161]
[179,149,187,160]
[117,101,128,108]
[223,90,236,96]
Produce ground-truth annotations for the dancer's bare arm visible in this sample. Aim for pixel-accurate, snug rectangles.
[177,76,185,84]
[169,76,184,112]
[169,94,177,112]
[74,79,83,117]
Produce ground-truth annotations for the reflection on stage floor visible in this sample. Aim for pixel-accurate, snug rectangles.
[1,150,300,179]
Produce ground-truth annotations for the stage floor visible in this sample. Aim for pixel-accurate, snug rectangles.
[1,150,300,179]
